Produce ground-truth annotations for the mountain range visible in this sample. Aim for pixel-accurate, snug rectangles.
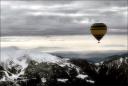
[0,47,128,86]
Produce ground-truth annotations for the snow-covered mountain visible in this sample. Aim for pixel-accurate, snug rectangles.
[0,47,128,86]
[71,53,128,85]
[95,54,128,85]
[0,47,94,86]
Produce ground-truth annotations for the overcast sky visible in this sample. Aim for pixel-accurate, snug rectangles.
[1,0,128,36]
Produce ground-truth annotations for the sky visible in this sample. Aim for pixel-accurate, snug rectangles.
[1,0,128,36]
[1,35,127,59]
[1,35,127,52]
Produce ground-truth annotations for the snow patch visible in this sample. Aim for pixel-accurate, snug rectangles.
[41,77,46,83]
[76,74,88,79]
[0,76,6,81]
[86,80,95,84]
[119,58,123,63]
[57,79,68,83]
[95,61,103,66]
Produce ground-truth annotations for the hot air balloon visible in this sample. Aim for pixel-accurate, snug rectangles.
[90,23,107,43]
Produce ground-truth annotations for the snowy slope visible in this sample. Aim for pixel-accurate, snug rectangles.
[1,47,61,64]
[0,47,93,86]
[0,47,62,82]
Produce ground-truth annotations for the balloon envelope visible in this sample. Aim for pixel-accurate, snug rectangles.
[90,23,107,42]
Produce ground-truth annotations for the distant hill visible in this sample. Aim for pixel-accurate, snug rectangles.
[87,53,128,63]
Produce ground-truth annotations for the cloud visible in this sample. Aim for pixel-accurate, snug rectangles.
[1,0,127,36]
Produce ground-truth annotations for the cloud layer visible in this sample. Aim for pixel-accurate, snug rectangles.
[1,0,128,36]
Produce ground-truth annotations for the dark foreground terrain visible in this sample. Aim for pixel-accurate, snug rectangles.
[0,53,128,86]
